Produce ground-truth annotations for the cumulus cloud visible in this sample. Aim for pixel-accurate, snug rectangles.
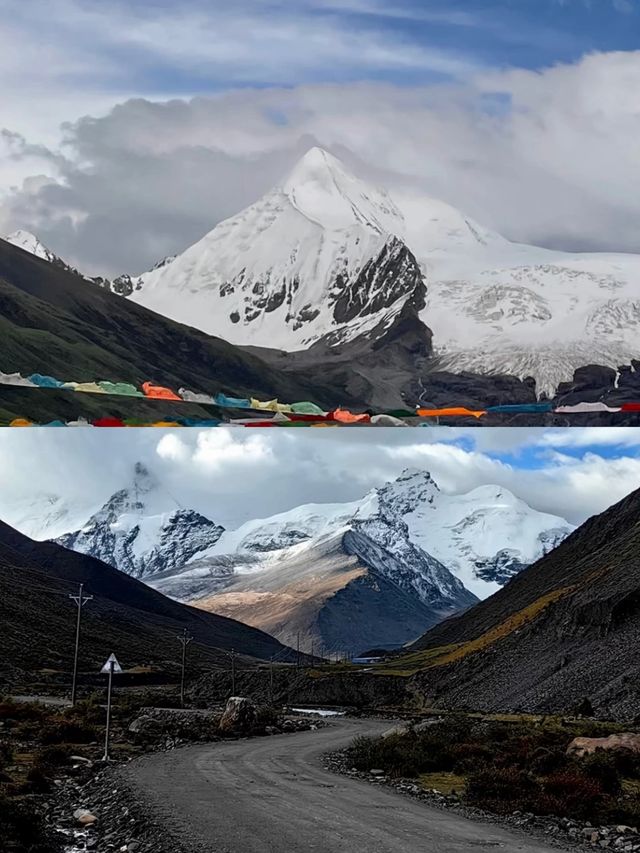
[0,428,639,536]
[2,49,639,274]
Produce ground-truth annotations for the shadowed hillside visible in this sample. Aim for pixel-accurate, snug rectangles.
[0,521,297,689]
[0,237,361,419]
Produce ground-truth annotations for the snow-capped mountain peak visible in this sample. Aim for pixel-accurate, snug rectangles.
[373,469,441,521]
[4,230,60,264]
[282,147,404,235]
[124,147,425,350]
[88,462,164,527]
[54,462,225,578]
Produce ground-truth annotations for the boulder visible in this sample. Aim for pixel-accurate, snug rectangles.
[567,733,640,758]
[128,715,163,742]
[74,808,98,826]
[218,697,257,734]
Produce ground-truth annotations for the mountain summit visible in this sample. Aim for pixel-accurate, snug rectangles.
[55,463,225,579]
[125,147,426,351]
[281,147,404,235]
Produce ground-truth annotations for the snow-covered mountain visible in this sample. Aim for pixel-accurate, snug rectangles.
[49,465,574,599]
[55,463,224,579]
[43,464,573,652]
[123,148,640,396]
[166,469,572,599]
[145,469,572,651]
[9,148,640,397]
[6,492,103,542]
[368,471,572,597]
[126,147,426,351]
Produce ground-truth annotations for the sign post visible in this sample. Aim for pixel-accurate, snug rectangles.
[100,654,122,761]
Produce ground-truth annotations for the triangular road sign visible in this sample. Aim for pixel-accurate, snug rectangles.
[100,653,123,674]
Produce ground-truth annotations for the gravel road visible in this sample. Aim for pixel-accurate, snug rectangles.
[122,717,567,853]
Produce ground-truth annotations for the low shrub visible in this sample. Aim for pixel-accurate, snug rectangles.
[33,745,72,770]
[347,715,640,828]
[609,749,640,780]
[0,792,50,851]
[579,752,622,796]
[529,746,571,776]
[0,699,47,722]
[0,740,13,769]
[465,767,540,813]
[24,765,52,794]
[66,694,104,726]
[40,719,98,745]
[542,770,607,820]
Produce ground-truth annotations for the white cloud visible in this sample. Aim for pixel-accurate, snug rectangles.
[2,50,639,273]
[533,427,640,448]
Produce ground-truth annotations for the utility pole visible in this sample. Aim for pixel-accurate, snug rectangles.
[269,655,274,706]
[177,629,193,707]
[310,640,314,667]
[296,632,300,669]
[69,583,93,705]
[230,649,236,696]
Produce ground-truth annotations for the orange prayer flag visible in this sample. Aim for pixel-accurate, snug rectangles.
[417,407,486,419]
[141,381,182,402]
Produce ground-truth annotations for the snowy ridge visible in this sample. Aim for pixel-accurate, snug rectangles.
[54,463,225,579]
[47,464,575,602]
[387,475,574,597]
[145,468,573,602]
[4,230,58,262]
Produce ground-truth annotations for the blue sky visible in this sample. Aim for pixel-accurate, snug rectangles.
[437,426,640,471]
[3,0,639,101]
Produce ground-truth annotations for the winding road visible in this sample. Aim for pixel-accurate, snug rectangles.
[123,718,566,853]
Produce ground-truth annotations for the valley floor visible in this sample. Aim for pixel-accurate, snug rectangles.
[122,718,567,853]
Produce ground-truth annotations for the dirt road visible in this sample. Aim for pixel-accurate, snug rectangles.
[123,717,566,853]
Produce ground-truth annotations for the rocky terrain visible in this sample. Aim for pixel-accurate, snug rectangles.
[323,745,640,851]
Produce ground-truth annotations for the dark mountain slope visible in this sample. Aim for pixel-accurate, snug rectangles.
[0,237,361,414]
[402,488,640,719]
[0,521,296,688]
